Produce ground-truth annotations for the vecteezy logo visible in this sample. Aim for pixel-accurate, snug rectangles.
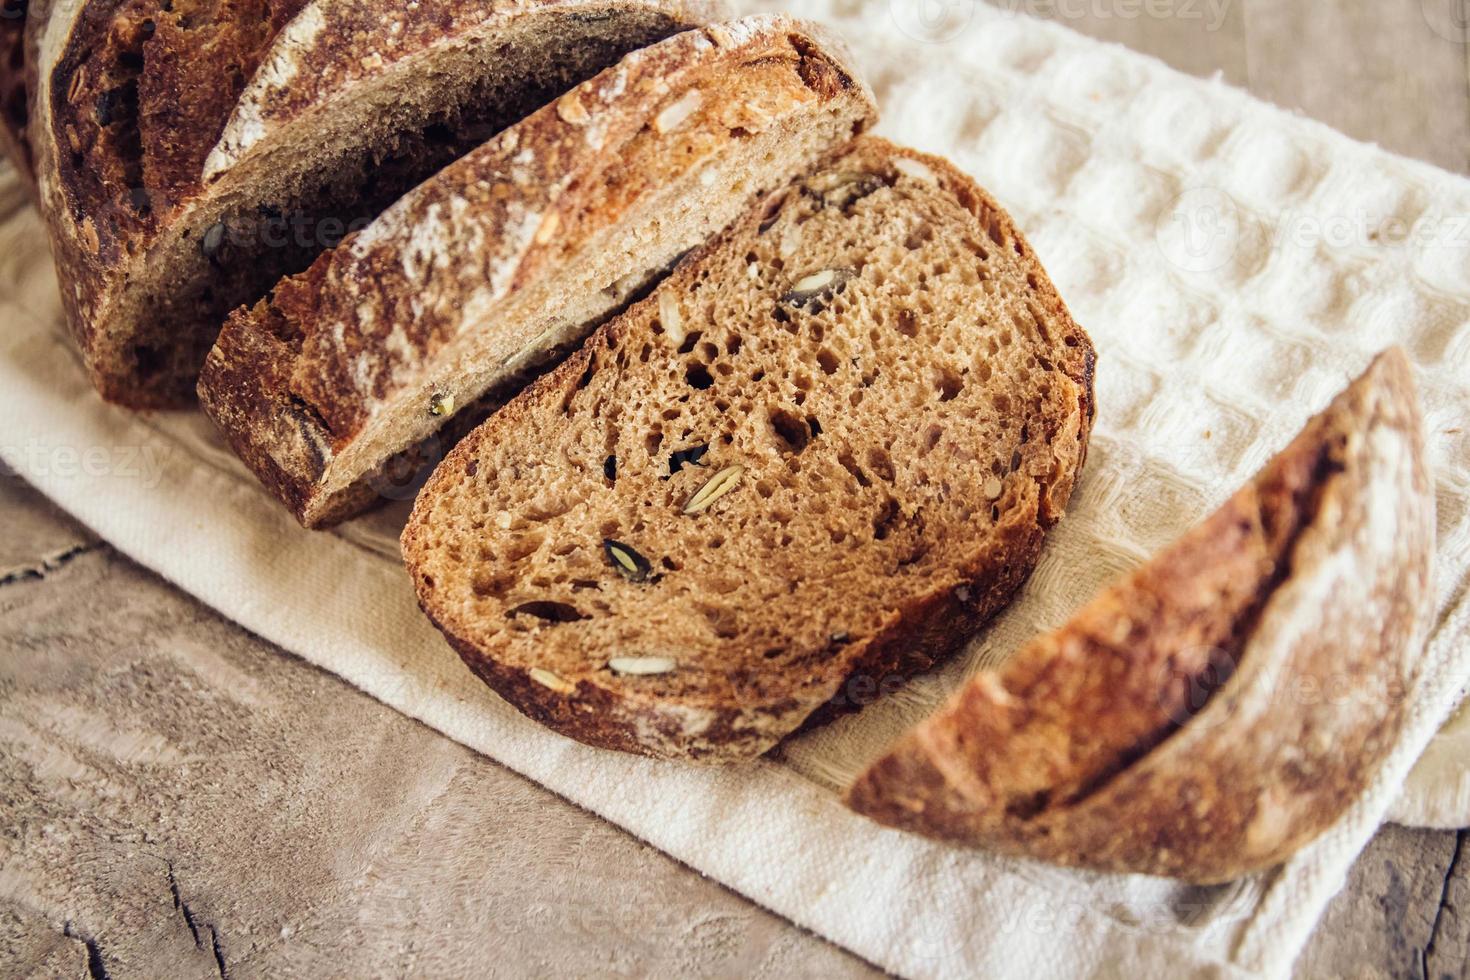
[1422,0,1470,42]
[1154,645,1238,733]
[1155,187,1242,274]
[890,0,977,43]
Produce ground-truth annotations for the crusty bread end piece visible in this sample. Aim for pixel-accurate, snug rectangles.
[32,0,719,406]
[403,137,1097,762]
[846,348,1436,883]
[200,16,877,528]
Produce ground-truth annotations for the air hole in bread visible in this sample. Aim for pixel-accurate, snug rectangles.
[935,366,964,402]
[503,533,543,564]
[471,571,513,599]
[867,448,895,483]
[685,364,715,391]
[873,497,900,541]
[769,407,812,455]
[507,601,588,624]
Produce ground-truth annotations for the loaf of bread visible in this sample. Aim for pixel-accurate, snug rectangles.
[403,137,1097,762]
[199,16,877,528]
[28,0,719,407]
[0,0,29,181]
[846,349,1435,883]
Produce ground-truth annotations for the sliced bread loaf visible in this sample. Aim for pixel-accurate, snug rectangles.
[845,349,1435,882]
[31,0,719,406]
[199,16,877,528]
[402,137,1098,762]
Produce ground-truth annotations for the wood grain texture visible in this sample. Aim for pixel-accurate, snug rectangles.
[3,1,1467,976]
[0,478,879,979]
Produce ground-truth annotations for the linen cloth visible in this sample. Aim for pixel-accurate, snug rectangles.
[2,2,1469,976]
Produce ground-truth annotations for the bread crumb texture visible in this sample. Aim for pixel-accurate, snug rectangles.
[404,138,1096,762]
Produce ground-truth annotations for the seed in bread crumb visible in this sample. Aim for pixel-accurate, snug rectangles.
[659,291,686,345]
[604,539,654,582]
[529,667,575,694]
[984,477,1004,500]
[955,586,973,604]
[654,89,703,133]
[429,392,455,417]
[496,511,513,530]
[807,171,884,209]
[609,656,677,676]
[781,269,855,311]
[557,91,591,126]
[894,157,938,184]
[684,466,744,514]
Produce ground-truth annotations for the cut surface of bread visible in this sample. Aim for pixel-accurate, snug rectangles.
[0,0,30,181]
[846,348,1436,883]
[403,137,1097,762]
[32,0,718,406]
[199,16,877,529]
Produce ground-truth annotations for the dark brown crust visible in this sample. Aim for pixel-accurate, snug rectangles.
[31,0,718,407]
[402,137,1099,763]
[845,348,1436,883]
[0,0,32,184]
[200,16,875,528]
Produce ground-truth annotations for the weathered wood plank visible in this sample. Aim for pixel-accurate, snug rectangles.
[1426,831,1469,980]
[0,472,97,580]
[1295,825,1460,979]
[0,478,879,978]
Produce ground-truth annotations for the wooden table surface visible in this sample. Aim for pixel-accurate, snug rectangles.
[3,2,1468,977]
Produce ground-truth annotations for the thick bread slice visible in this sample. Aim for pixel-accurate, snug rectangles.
[846,349,1436,883]
[403,137,1098,763]
[31,0,719,407]
[199,16,878,529]
[0,0,29,181]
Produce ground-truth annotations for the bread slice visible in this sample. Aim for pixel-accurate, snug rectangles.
[199,17,877,529]
[402,137,1098,763]
[846,349,1436,883]
[30,0,719,407]
[0,0,30,183]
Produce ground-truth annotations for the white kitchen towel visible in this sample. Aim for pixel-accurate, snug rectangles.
[2,2,1468,977]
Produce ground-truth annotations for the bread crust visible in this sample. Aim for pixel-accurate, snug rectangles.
[402,137,1098,763]
[200,16,876,528]
[30,0,718,406]
[845,348,1436,883]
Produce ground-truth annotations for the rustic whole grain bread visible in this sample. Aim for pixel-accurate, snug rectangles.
[402,137,1098,762]
[199,16,878,529]
[846,349,1436,883]
[30,0,720,407]
[0,0,29,181]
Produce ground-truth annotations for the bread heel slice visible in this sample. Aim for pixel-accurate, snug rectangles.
[200,15,878,528]
[846,348,1436,883]
[403,136,1097,763]
[32,0,722,407]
